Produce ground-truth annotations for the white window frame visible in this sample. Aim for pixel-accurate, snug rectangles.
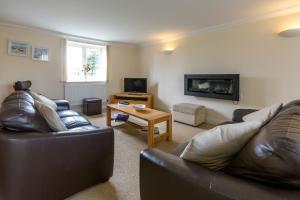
[64,39,107,83]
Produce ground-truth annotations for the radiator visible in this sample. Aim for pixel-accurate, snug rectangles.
[64,83,107,106]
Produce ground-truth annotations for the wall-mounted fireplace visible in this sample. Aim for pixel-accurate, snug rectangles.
[184,74,239,101]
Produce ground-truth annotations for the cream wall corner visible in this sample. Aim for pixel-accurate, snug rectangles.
[107,43,140,97]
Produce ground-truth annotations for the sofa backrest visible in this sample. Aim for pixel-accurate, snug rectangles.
[226,100,300,188]
[0,91,51,132]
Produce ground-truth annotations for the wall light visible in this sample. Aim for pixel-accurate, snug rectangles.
[278,27,300,37]
[163,48,174,55]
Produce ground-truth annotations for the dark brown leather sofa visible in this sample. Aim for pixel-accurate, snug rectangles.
[140,101,300,200]
[0,91,114,200]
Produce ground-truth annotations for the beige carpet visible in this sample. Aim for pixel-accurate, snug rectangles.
[66,114,213,200]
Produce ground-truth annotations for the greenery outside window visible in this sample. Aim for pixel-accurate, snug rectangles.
[66,40,107,82]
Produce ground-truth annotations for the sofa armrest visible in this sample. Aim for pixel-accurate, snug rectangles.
[0,127,114,200]
[232,109,258,122]
[140,149,300,200]
[53,99,70,111]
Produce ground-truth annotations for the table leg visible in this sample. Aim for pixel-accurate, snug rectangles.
[106,106,112,126]
[167,116,172,141]
[148,121,154,148]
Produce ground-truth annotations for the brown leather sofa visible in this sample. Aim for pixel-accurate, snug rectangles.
[140,100,300,200]
[0,91,114,200]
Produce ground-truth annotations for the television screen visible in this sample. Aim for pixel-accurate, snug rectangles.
[124,78,147,93]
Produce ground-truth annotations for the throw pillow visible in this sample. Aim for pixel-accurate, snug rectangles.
[30,91,57,111]
[29,91,41,99]
[35,100,67,132]
[242,103,282,125]
[180,121,262,170]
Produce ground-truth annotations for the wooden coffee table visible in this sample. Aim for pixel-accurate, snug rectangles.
[106,104,172,148]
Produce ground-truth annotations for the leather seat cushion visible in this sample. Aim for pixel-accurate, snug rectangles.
[281,99,300,112]
[57,110,80,118]
[69,125,98,131]
[61,115,91,129]
[0,91,51,132]
[226,104,300,188]
[54,99,70,111]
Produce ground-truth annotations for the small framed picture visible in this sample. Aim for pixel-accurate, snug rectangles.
[8,40,29,56]
[32,46,49,62]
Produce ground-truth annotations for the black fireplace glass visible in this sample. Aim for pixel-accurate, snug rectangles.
[184,74,239,101]
[188,79,233,95]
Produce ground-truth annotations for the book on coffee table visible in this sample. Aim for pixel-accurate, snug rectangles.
[112,113,129,122]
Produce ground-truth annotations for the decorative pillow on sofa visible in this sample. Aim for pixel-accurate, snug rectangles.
[226,103,300,188]
[242,103,282,125]
[180,121,262,170]
[30,91,57,111]
[35,100,67,132]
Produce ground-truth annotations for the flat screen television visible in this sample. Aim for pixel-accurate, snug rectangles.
[124,78,147,93]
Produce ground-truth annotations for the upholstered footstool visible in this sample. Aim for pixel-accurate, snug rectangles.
[83,98,102,116]
[173,103,205,126]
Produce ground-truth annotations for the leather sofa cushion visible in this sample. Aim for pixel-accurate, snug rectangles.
[232,109,258,122]
[226,104,300,188]
[0,91,51,132]
[69,125,98,131]
[3,91,34,105]
[58,110,90,129]
[54,99,70,111]
[57,110,80,118]
[281,99,300,111]
[61,115,91,129]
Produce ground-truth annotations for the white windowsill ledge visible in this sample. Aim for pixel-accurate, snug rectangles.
[63,81,107,85]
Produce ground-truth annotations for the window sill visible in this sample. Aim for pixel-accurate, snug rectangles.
[63,81,107,85]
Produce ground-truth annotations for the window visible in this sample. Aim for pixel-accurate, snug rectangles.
[66,40,107,82]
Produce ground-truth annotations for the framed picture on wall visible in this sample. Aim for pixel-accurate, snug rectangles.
[32,46,49,61]
[8,40,29,56]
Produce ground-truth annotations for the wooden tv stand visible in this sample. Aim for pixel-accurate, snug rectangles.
[111,93,153,108]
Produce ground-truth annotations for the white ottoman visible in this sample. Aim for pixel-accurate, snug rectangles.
[173,103,205,126]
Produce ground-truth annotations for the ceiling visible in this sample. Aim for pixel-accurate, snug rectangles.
[0,0,300,44]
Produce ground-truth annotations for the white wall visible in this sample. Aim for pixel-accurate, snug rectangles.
[140,12,300,124]
[0,25,140,105]
[0,25,64,102]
